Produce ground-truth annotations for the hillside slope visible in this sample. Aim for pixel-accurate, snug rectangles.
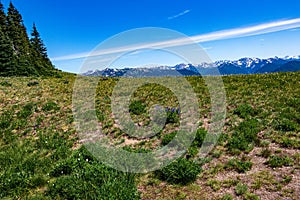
[0,72,299,199]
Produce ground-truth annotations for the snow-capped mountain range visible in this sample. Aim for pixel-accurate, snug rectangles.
[82,56,300,77]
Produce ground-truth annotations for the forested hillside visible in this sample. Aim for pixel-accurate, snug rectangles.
[0,1,57,76]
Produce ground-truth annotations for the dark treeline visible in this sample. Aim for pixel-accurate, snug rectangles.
[0,1,57,77]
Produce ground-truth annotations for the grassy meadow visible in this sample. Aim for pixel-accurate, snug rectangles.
[0,72,299,199]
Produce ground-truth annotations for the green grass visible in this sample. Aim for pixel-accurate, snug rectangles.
[235,183,248,196]
[225,158,253,173]
[0,72,300,199]
[266,155,294,168]
[155,158,202,185]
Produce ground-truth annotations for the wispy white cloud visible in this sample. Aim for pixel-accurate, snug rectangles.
[203,47,213,50]
[51,18,300,61]
[168,9,190,20]
[290,28,300,31]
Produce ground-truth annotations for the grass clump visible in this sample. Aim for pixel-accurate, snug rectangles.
[244,193,260,200]
[129,100,146,115]
[227,119,260,154]
[235,183,248,196]
[193,128,208,147]
[165,107,180,124]
[161,131,177,146]
[273,118,297,132]
[155,158,202,185]
[258,148,272,158]
[42,102,60,112]
[225,158,253,173]
[234,104,259,119]
[221,194,233,200]
[0,80,12,86]
[265,155,294,168]
[207,179,222,191]
[47,147,140,200]
[17,102,36,119]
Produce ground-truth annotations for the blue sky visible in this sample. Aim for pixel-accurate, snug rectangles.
[2,0,300,73]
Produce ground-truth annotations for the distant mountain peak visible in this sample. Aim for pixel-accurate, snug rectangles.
[82,55,300,77]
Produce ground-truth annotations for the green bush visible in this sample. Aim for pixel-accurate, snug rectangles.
[207,179,221,191]
[273,119,297,132]
[234,104,259,118]
[0,111,13,129]
[42,102,60,112]
[129,100,146,115]
[281,137,300,149]
[166,108,180,124]
[259,148,272,158]
[155,158,202,185]
[47,147,140,200]
[235,183,248,196]
[193,128,207,147]
[161,131,177,146]
[17,103,35,119]
[225,158,252,173]
[227,119,260,153]
[221,194,233,200]
[186,145,199,158]
[0,80,12,86]
[244,193,260,200]
[266,155,294,168]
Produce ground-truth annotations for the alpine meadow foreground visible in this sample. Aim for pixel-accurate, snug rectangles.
[0,72,299,199]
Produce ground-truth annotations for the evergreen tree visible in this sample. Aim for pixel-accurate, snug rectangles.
[30,23,47,58]
[30,23,53,66]
[6,2,37,76]
[0,26,15,76]
[0,1,6,29]
[30,23,54,75]
[0,1,15,76]
[0,2,56,77]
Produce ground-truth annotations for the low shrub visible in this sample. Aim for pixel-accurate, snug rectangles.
[227,119,260,153]
[42,102,60,112]
[47,147,140,200]
[221,194,233,200]
[17,103,35,119]
[155,158,202,185]
[207,179,221,191]
[161,131,177,146]
[0,80,12,86]
[225,158,253,173]
[234,104,259,119]
[266,155,294,168]
[259,148,272,158]
[0,111,13,129]
[194,128,207,147]
[244,193,260,200]
[129,100,146,115]
[273,118,297,132]
[165,107,180,124]
[235,183,248,196]
[280,137,300,149]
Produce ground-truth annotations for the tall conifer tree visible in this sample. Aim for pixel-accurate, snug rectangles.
[7,2,36,75]
[0,1,15,76]
[0,26,14,76]
[0,1,56,76]
[30,23,53,67]
[0,1,6,29]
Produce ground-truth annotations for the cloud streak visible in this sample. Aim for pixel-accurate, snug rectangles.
[51,18,300,61]
[168,9,190,20]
